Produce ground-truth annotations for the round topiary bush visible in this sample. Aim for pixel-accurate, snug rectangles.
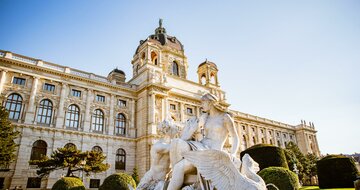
[99,173,136,190]
[51,177,85,190]
[258,166,300,190]
[240,144,288,170]
[317,154,359,188]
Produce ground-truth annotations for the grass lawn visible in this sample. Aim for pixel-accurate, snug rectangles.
[300,186,355,190]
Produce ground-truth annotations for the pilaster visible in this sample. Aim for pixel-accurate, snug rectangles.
[0,69,8,94]
[108,95,115,135]
[55,83,67,128]
[83,89,93,132]
[24,76,39,124]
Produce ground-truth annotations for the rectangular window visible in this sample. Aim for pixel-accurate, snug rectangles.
[0,177,4,190]
[72,89,81,97]
[118,99,126,107]
[90,179,100,188]
[186,107,193,114]
[43,83,55,92]
[170,104,176,110]
[12,77,26,85]
[96,95,105,102]
[26,177,41,188]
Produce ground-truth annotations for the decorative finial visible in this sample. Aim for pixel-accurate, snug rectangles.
[205,58,208,62]
[159,18,163,28]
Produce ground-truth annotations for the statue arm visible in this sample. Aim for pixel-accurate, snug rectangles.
[180,117,199,141]
[153,142,170,154]
[224,114,239,156]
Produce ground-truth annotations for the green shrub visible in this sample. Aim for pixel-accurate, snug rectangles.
[258,166,300,190]
[317,155,359,188]
[51,177,85,190]
[99,173,136,190]
[240,144,288,170]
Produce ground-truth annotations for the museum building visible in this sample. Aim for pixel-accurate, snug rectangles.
[0,21,320,189]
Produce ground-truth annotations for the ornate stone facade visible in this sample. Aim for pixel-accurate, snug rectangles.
[0,22,319,189]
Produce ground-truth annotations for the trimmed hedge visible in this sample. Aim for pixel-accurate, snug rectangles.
[258,166,299,190]
[99,173,136,190]
[51,177,85,190]
[317,155,359,188]
[240,144,288,170]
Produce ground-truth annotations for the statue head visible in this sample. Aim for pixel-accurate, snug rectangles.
[201,93,226,113]
[157,119,179,138]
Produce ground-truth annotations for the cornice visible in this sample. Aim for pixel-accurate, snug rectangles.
[0,58,137,96]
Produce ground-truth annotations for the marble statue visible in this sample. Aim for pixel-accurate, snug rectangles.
[167,93,240,190]
[184,150,266,190]
[138,93,269,190]
[136,120,178,190]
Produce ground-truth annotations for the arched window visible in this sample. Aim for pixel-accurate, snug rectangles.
[269,139,273,145]
[201,74,206,85]
[241,135,247,150]
[172,61,179,76]
[261,138,265,143]
[277,140,281,147]
[92,146,103,153]
[37,99,53,125]
[136,65,140,75]
[115,113,126,136]
[210,74,216,84]
[92,109,104,132]
[115,149,126,170]
[64,143,77,150]
[30,140,47,161]
[151,52,158,65]
[66,104,80,129]
[252,137,256,145]
[4,93,23,120]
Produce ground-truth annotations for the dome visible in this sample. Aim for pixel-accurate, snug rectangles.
[135,19,184,54]
[109,68,125,75]
[198,59,218,69]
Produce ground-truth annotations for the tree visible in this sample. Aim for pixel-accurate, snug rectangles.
[132,167,140,185]
[29,146,110,178]
[0,106,19,169]
[285,142,318,185]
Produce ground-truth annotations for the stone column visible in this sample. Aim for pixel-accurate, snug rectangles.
[163,98,168,120]
[108,95,115,135]
[130,99,135,137]
[83,89,93,132]
[148,93,156,134]
[195,106,200,118]
[0,70,7,94]
[24,76,39,124]
[180,102,185,122]
[55,83,67,128]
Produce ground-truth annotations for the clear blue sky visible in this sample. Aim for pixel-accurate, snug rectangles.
[1,0,359,154]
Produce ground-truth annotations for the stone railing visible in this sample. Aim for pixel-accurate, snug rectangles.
[232,110,295,129]
[0,50,135,89]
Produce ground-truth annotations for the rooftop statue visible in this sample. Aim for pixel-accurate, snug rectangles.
[137,93,268,190]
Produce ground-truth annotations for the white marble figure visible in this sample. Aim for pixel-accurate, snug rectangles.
[183,150,266,190]
[138,93,268,190]
[167,93,240,190]
[136,120,178,190]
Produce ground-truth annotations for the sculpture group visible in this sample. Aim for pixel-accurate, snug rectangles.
[136,93,267,190]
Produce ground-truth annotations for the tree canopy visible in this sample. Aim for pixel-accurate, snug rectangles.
[285,142,319,185]
[0,106,19,169]
[30,146,109,178]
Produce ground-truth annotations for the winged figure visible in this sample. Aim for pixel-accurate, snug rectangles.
[183,150,267,190]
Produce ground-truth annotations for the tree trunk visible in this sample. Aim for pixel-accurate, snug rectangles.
[66,167,72,177]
